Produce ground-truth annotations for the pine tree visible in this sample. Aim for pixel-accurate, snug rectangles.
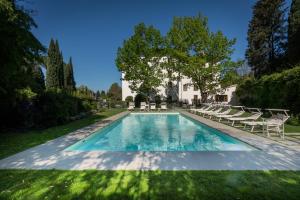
[64,57,76,90]
[46,39,60,89]
[288,0,300,65]
[246,0,287,77]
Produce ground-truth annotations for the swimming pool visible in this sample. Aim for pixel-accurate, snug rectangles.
[66,113,255,151]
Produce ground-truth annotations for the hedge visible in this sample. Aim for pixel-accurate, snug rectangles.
[236,66,300,120]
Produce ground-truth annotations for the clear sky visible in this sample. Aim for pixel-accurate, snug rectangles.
[25,0,258,92]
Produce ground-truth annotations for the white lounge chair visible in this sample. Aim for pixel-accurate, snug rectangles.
[208,107,232,119]
[190,104,212,114]
[140,102,146,111]
[150,103,156,111]
[242,109,290,139]
[215,106,245,122]
[199,107,223,117]
[161,102,167,111]
[225,108,262,126]
[127,102,135,111]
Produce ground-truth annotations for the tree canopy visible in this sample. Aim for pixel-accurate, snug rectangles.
[107,83,122,102]
[288,0,300,65]
[116,23,164,98]
[116,15,237,102]
[246,0,287,77]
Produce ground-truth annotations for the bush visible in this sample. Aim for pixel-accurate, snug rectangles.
[125,96,133,106]
[236,66,300,123]
[35,91,84,127]
[154,95,161,105]
[134,93,147,108]
[0,90,97,130]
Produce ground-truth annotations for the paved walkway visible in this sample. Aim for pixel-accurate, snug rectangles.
[1,110,300,170]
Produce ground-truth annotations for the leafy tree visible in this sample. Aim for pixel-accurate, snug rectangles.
[288,0,300,65]
[75,85,95,100]
[0,0,44,128]
[116,23,164,99]
[31,65,45,93]
[220,70,241,88]
[107,83,122,101]
[246,0,287,77]
[64,57,76,90]
[167,15,236,102]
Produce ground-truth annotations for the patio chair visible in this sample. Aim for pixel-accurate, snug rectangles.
[208,107,232,119]
[214,106,245,122]
[127,102,135,111]
[242,109,290,139]
[225,108,262,126]
[190,104,212,114]
[150,103,156,111]
[140,102,146,111]
[199,107,223,117]
[161,102,167,111]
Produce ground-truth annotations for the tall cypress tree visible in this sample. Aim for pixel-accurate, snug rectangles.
[46,39,60,89]
[288,0,300,65]
[46,39,65,89]
[64,57,76,90]
[246,0,287,77]
[56,40,64,89]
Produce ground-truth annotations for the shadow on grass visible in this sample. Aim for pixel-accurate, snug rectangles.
[0,170,300,200]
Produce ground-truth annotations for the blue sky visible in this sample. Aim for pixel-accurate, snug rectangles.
[26,0,258,92]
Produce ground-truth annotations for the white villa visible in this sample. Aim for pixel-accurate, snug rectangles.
[121,57,237,105]
[122,74,237,105]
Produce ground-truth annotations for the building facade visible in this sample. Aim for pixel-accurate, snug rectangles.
[122,73,237,105]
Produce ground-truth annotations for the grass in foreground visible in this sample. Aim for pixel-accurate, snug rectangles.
[0,170,300,200]
[0,108,125,159]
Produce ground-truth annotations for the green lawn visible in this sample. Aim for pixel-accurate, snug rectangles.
[0,108,125,159]
[286,124,300,133]
[0,170,299,200]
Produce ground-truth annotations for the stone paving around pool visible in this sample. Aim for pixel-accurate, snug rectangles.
[1,110,300,170]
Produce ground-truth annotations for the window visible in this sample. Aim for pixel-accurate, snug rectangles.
[183,84,188,91]
[215,95,228,102]
[193,85,198,91]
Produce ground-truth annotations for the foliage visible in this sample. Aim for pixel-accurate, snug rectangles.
[75,85,95,100]
[0,0,45,129]
[134,93,147,107]
[125,96,133,103]
[100,90,106,99]
[117,15,236,103]
[288,0,300,65]
[246,0,287,77]
[236,66,300,120]
[1,170,300,200]
[31,65,45,94]
[45,39,64,89]
[220,70,241,88]
[167,15,236,102]
[107,82,122,101]
[116,23,164,98]
[64,57,76,90]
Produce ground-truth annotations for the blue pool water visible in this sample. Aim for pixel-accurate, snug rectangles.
[66,113,255,151]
